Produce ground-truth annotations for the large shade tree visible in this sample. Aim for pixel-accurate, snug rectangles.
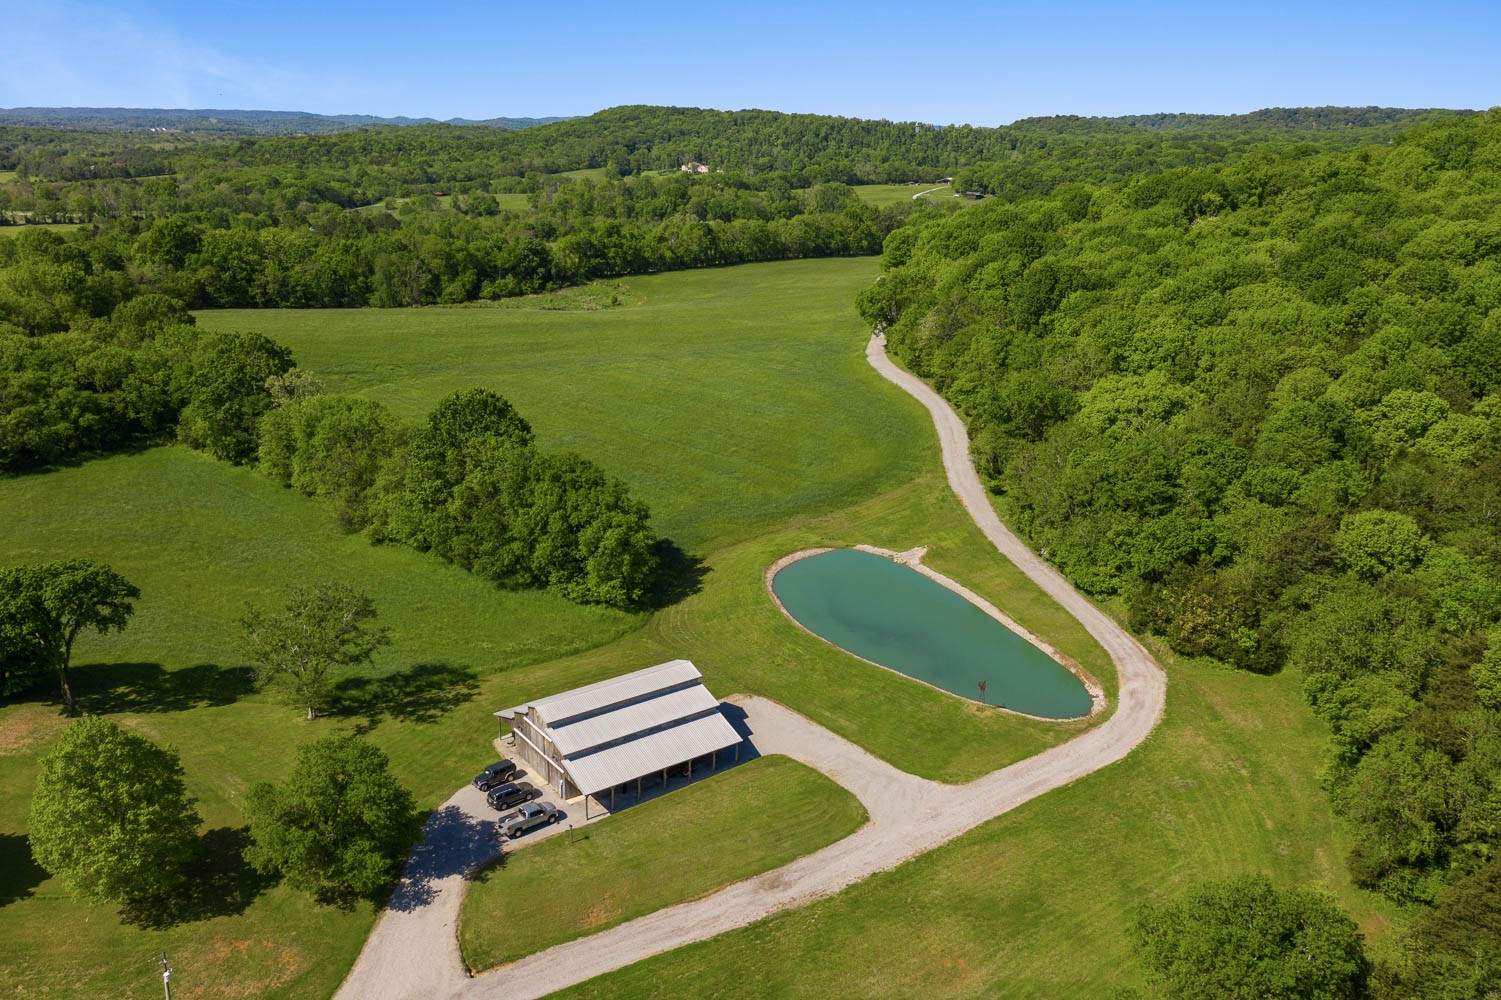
[0,559,139,713]
[1131,875,1370,1000]
[241,581,390,721]
[28,716,201,909]
[244,733,419,904]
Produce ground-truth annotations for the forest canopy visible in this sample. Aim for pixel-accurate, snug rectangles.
[863,109,1501,995]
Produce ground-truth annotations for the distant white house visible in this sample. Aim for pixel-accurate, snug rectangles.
[494,660,742,816]
[680,162,711,173]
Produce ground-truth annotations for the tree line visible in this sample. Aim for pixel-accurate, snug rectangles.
[0,177,903,315]
[0,296,662,606]
[259,386,661,607]
[863,109,1501,997]
[0,105,1453,321]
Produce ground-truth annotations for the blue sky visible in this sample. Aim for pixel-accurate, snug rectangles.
[3,0,1497,124]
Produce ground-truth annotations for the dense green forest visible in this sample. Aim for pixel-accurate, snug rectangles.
[5,103,1499,988]
[863,109,1501,997]
[2,105,1456,477]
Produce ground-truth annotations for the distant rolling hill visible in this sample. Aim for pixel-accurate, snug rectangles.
[0,107,572,135]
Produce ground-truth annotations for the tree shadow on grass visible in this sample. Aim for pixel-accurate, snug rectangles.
[647,539,711,609]
[69,661,257,716]
[331,662,480,735]
[123,826,277,928]
[0,833,49,907]
[386,804,501,913]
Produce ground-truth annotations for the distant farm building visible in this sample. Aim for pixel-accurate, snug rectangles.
[494,660,742,816]
[680,161,711,173]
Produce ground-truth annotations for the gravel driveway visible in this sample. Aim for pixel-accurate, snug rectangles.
[333,332,1167,1000]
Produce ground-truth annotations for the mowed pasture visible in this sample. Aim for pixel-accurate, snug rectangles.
[0,256,1373,996]
[0,222,86,237]
[1,258,1098,997]
[203,259,1112,777]
[554,660,1392,1000]
[460,755,867,971]
[202,258,926,551]
[852,182,967,208]
[0,446,644,999]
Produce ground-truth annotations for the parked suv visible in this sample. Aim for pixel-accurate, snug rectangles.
[485,781,538,811]
[497,801,559,839]
[471,759,518,791]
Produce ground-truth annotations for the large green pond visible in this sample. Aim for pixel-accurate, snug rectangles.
[772,548,1092,719]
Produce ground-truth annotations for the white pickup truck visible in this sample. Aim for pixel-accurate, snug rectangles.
[497,801,559,839]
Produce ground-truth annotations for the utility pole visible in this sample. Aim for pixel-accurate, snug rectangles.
[159,952,172,1000]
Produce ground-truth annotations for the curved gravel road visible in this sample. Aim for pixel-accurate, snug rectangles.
[336,332,1167,1000]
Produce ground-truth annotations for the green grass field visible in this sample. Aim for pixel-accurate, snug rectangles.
[460,755,867,971]
[3,259,1107,997]
[0,255,1379,997]
[201,259,926,552]
[0,446,644,998]
[553,167,613,181]
[202,259,1109,778]
[852,183,966,208]
[0,222,85,237]
[495,191,532,212]
[553,659,1392,1000]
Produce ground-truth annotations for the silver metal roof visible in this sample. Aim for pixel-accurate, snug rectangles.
[563,711,742,797]
[492,659,743,798]
[510,659,703,726]
[548,684,722,757]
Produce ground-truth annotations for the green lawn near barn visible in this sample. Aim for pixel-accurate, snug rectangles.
[459,755,867,971]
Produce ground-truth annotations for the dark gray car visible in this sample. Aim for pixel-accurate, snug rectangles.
[485,781,537,811]
[472,759,517,791]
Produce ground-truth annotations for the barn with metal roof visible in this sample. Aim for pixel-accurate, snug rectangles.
[494,659,742,815]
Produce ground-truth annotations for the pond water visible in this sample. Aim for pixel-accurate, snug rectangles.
[771,548,1092,719]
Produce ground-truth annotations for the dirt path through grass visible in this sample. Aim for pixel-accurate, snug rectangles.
[330,331,1167,1000]
[349,333,1165,1000]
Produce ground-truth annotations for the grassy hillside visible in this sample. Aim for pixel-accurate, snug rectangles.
[202,259,1114,777]
[0,256,1373,996]
[460,755,868,971]
[554,659,1392,999]
[200,258,923,551]
[2,259,1112,997]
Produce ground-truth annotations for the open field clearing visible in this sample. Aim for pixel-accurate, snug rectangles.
[201,258,925,551]
[203,259,1112,776]
[0,222,86,236]
[550,659,1392,1000]
[852,182,964,207]
[2,257,1365,997]
[4,259,1095,997]
[459,755,867,971]
[0,447,642,998]
[553,167,613,181]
